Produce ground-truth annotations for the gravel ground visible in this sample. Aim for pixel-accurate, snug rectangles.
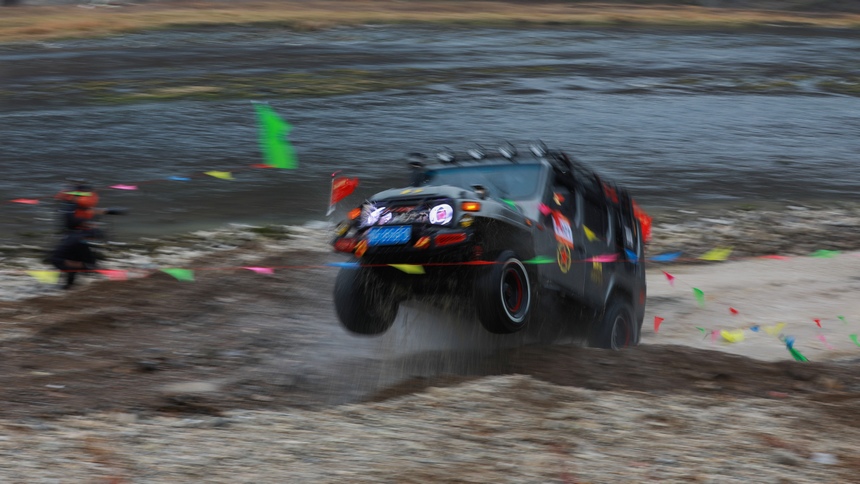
[2,375,858,483]
[1,204,859,483]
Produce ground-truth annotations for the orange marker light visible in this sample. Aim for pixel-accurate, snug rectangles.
[414,236,431,249]
[461,201,481,212]
[347,208,361,220]
[355,240,368,257]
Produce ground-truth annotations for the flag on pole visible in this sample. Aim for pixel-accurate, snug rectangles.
[327,174,359,216]
[254,103,297,169]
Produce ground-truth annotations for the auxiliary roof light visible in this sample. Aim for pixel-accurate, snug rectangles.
[467,146,486,161]
[498,142,517,160]
[436,149,456,164]
[529,140,548,158]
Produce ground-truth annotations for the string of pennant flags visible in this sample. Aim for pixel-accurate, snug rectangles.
[4,104,299,207]
[653,264,858,362]
[10,249,859,360]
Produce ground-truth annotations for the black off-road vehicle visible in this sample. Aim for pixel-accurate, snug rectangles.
[331,142,647,349]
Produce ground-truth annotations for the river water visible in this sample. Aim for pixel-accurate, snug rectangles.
[1,26,859,245]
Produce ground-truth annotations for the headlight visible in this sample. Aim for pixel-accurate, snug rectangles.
[429,204,453,225]
[362,204,385,227]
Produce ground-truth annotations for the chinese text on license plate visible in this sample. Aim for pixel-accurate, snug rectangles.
[367,225,412,246]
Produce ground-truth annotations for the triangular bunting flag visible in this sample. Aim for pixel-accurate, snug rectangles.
[699,247,732,261]
[243,267,274,275]
[160,268,195,281]
[662,271,675,286]
[721,329,745,343]
[11,198,39,205]
[96,269,128,281]
[809,250,840,258]
[523,256,556,265]
[583,225,597,242]
[205,171,233,180]
[26,270,60,284]
[654,316,664,333]
[692,287,705,308]
[650,252,682,262]
[389,264,425,275]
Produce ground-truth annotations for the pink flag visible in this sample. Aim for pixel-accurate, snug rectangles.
[96,269,128,281]
[817,334,834,350]
[654,316,664,333]
[538,203,552,216]
[587,254,619,263]
[662,271,675,287]
[10,198,39,205]
[243,267,274,275]
[760,255,790,260]
[110,184,138,190]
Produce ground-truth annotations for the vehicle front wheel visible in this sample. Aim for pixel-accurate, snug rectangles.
[475,251,533,334]
[588,297,637,349]
[333,267,400,335]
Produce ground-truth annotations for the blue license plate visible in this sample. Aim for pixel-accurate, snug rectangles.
[367,225,412,246]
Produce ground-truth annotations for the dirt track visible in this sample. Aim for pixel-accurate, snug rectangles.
[3,241,860,423]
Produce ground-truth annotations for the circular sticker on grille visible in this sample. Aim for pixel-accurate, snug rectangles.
[429,204,453,225]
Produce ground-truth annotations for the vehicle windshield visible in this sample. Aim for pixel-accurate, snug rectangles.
[421,164,544,201]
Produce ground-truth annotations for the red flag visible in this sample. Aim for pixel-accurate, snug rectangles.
[814,318,822,328]
[654,316,664,333]
[327,175,359,216]
[729,307,739,315]
[331,176,359,205]
[662,271,675,287]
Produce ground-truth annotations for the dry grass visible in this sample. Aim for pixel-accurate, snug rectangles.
[1,0,860,42]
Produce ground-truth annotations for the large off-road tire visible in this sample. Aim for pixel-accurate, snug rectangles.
[587,297,637,349]
[475,251,533,334]
[333,267,400,335]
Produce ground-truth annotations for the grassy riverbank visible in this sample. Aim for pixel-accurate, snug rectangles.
[3,0,860,42]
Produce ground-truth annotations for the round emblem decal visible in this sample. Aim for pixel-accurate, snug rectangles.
[556,243,571,274]
[429,204,453,225]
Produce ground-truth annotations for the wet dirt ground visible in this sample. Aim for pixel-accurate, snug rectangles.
[3,244,860,423]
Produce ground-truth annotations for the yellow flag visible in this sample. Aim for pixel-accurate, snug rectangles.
[720,329,745,343]
[583,225,597,242]
[389,264,425,275]
[764,322,786,336]
[205,171,234,180]
[26,270,60,284]
[699,247,732,261]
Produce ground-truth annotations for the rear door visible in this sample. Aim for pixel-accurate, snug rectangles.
[580,192,614,306]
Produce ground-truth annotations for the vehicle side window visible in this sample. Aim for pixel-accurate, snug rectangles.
[583,196,609,243]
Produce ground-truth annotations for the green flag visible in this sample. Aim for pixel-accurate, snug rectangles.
[788,346,808,362]
[809,249,840,258]
[161,268,195,282]
[692,287,705,308]
[254,104,297,169]
[524,255,556,265]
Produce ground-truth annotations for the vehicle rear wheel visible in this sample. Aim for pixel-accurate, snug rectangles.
[333,266,400,335]
[475,251,533,334]
[588,297,637,349]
